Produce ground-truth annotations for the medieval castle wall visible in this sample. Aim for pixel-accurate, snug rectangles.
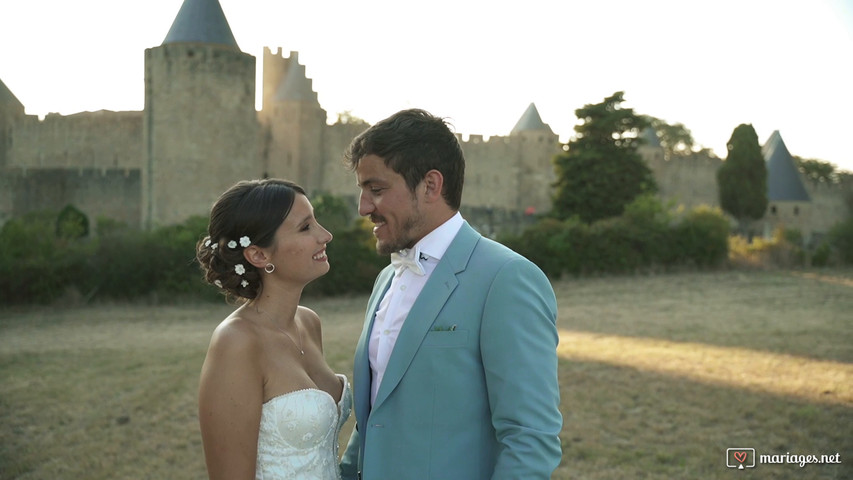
[792,180,853,242]
[0,167,140,227]
[9,110,142,170]
[0,38,849,242]
[462,130,560,214]
[643,147,723,211]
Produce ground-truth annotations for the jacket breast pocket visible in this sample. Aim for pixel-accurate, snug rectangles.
[422,329,469,348]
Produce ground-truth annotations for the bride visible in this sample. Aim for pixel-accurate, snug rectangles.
[196,179,351,480]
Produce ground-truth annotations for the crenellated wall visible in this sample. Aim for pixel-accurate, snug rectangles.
[461,130,560,214]
[9,111,142,170]
[1,41,849,239]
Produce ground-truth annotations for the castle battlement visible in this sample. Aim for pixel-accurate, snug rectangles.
[0,0,848,239]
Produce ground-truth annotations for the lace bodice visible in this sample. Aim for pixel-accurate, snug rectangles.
[256,374,352,480]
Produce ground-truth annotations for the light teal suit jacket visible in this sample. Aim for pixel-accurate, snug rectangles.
[340,223,562,479]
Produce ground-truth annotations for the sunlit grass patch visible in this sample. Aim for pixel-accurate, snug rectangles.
[558,330,852,405]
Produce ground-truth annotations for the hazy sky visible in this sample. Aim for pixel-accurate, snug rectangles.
[1,0,852,170]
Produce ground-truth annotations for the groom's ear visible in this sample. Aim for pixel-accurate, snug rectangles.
[243,245,269,269]
[422,169,444,203]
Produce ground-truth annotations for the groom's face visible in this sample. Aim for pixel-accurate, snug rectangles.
[356,154,427,255]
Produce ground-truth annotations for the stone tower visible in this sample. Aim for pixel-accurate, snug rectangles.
[508,103,560,214]
[142,0,260,229]
[259,48,327,191]
[762,130,812,236]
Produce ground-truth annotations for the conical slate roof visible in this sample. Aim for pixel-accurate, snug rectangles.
[511,103,553,135]
[0,78,24,111]
[162,0,239,49]
[763,130,810,202]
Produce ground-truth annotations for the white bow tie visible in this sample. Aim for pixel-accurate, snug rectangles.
[390,248,426,276]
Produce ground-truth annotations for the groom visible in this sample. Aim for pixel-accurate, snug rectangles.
[339,109,562,479]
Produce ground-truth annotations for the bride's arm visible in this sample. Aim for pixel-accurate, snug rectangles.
[198,321,263,480]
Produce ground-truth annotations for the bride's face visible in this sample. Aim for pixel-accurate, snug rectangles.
[266,194,333,283]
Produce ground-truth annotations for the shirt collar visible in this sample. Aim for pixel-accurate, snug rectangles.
[411,212,464,262]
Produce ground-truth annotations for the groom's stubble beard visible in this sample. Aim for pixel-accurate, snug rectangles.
[375,194,425,256]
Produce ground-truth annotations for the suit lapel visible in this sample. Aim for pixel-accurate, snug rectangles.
[371,223,480,410]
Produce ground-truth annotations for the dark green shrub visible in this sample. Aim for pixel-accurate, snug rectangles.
[506,201,729,277]
[90,216,212,300]
[547,218,590,276]
[828,218,853,264]
[0,210,94,305]
[500,218,566,278]
[586,218,645,273]
[811,242,832,267]
[782,228,804,248]
[671,206,730,267]
[56,204,90,239]
[90,226,160,298]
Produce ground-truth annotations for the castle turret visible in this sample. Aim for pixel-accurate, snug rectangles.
[762,130,813,240]
[764,131,809,202]
[259,49,326,192]
[510,102,553,136]
[142,0,260,229]
[509,103,559,214]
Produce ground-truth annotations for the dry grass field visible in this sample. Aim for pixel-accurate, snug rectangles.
[1,269,851,479]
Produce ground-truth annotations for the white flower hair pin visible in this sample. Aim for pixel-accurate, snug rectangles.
[239,236,251,248]
[227,240,237,249]
[235,264,246,275]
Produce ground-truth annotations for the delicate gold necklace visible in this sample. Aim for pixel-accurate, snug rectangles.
[259,308,304,356]
[275,321,304,356]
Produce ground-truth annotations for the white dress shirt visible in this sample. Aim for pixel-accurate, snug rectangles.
[368,212,464,405]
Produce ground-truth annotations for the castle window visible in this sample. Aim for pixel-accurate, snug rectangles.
[770,205,777,215]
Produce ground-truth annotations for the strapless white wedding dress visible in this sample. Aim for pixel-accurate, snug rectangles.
[256,374,352,480]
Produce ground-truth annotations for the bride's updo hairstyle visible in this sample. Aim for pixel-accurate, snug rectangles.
[196,178,306,301]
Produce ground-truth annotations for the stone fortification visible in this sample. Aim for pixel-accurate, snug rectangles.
[259,48,327,190]
[143,42,260,229]
[8,110,142,170]
[0,0,848,243]
[643,147,723,211]
[0,167,140,227]
[462,130,560,214]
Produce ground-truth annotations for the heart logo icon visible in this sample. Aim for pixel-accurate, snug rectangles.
[733,451,747,464]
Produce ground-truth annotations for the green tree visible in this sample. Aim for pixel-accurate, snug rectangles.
[644,116,696,157]
[794,156,838,184]
[56,204,89,240]
[335,111,368,126]
[716,124,768,233]
[312,192,354,233]
[551,91,657,223]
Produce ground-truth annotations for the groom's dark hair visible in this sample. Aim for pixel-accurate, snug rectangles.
[344,108,465,210]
